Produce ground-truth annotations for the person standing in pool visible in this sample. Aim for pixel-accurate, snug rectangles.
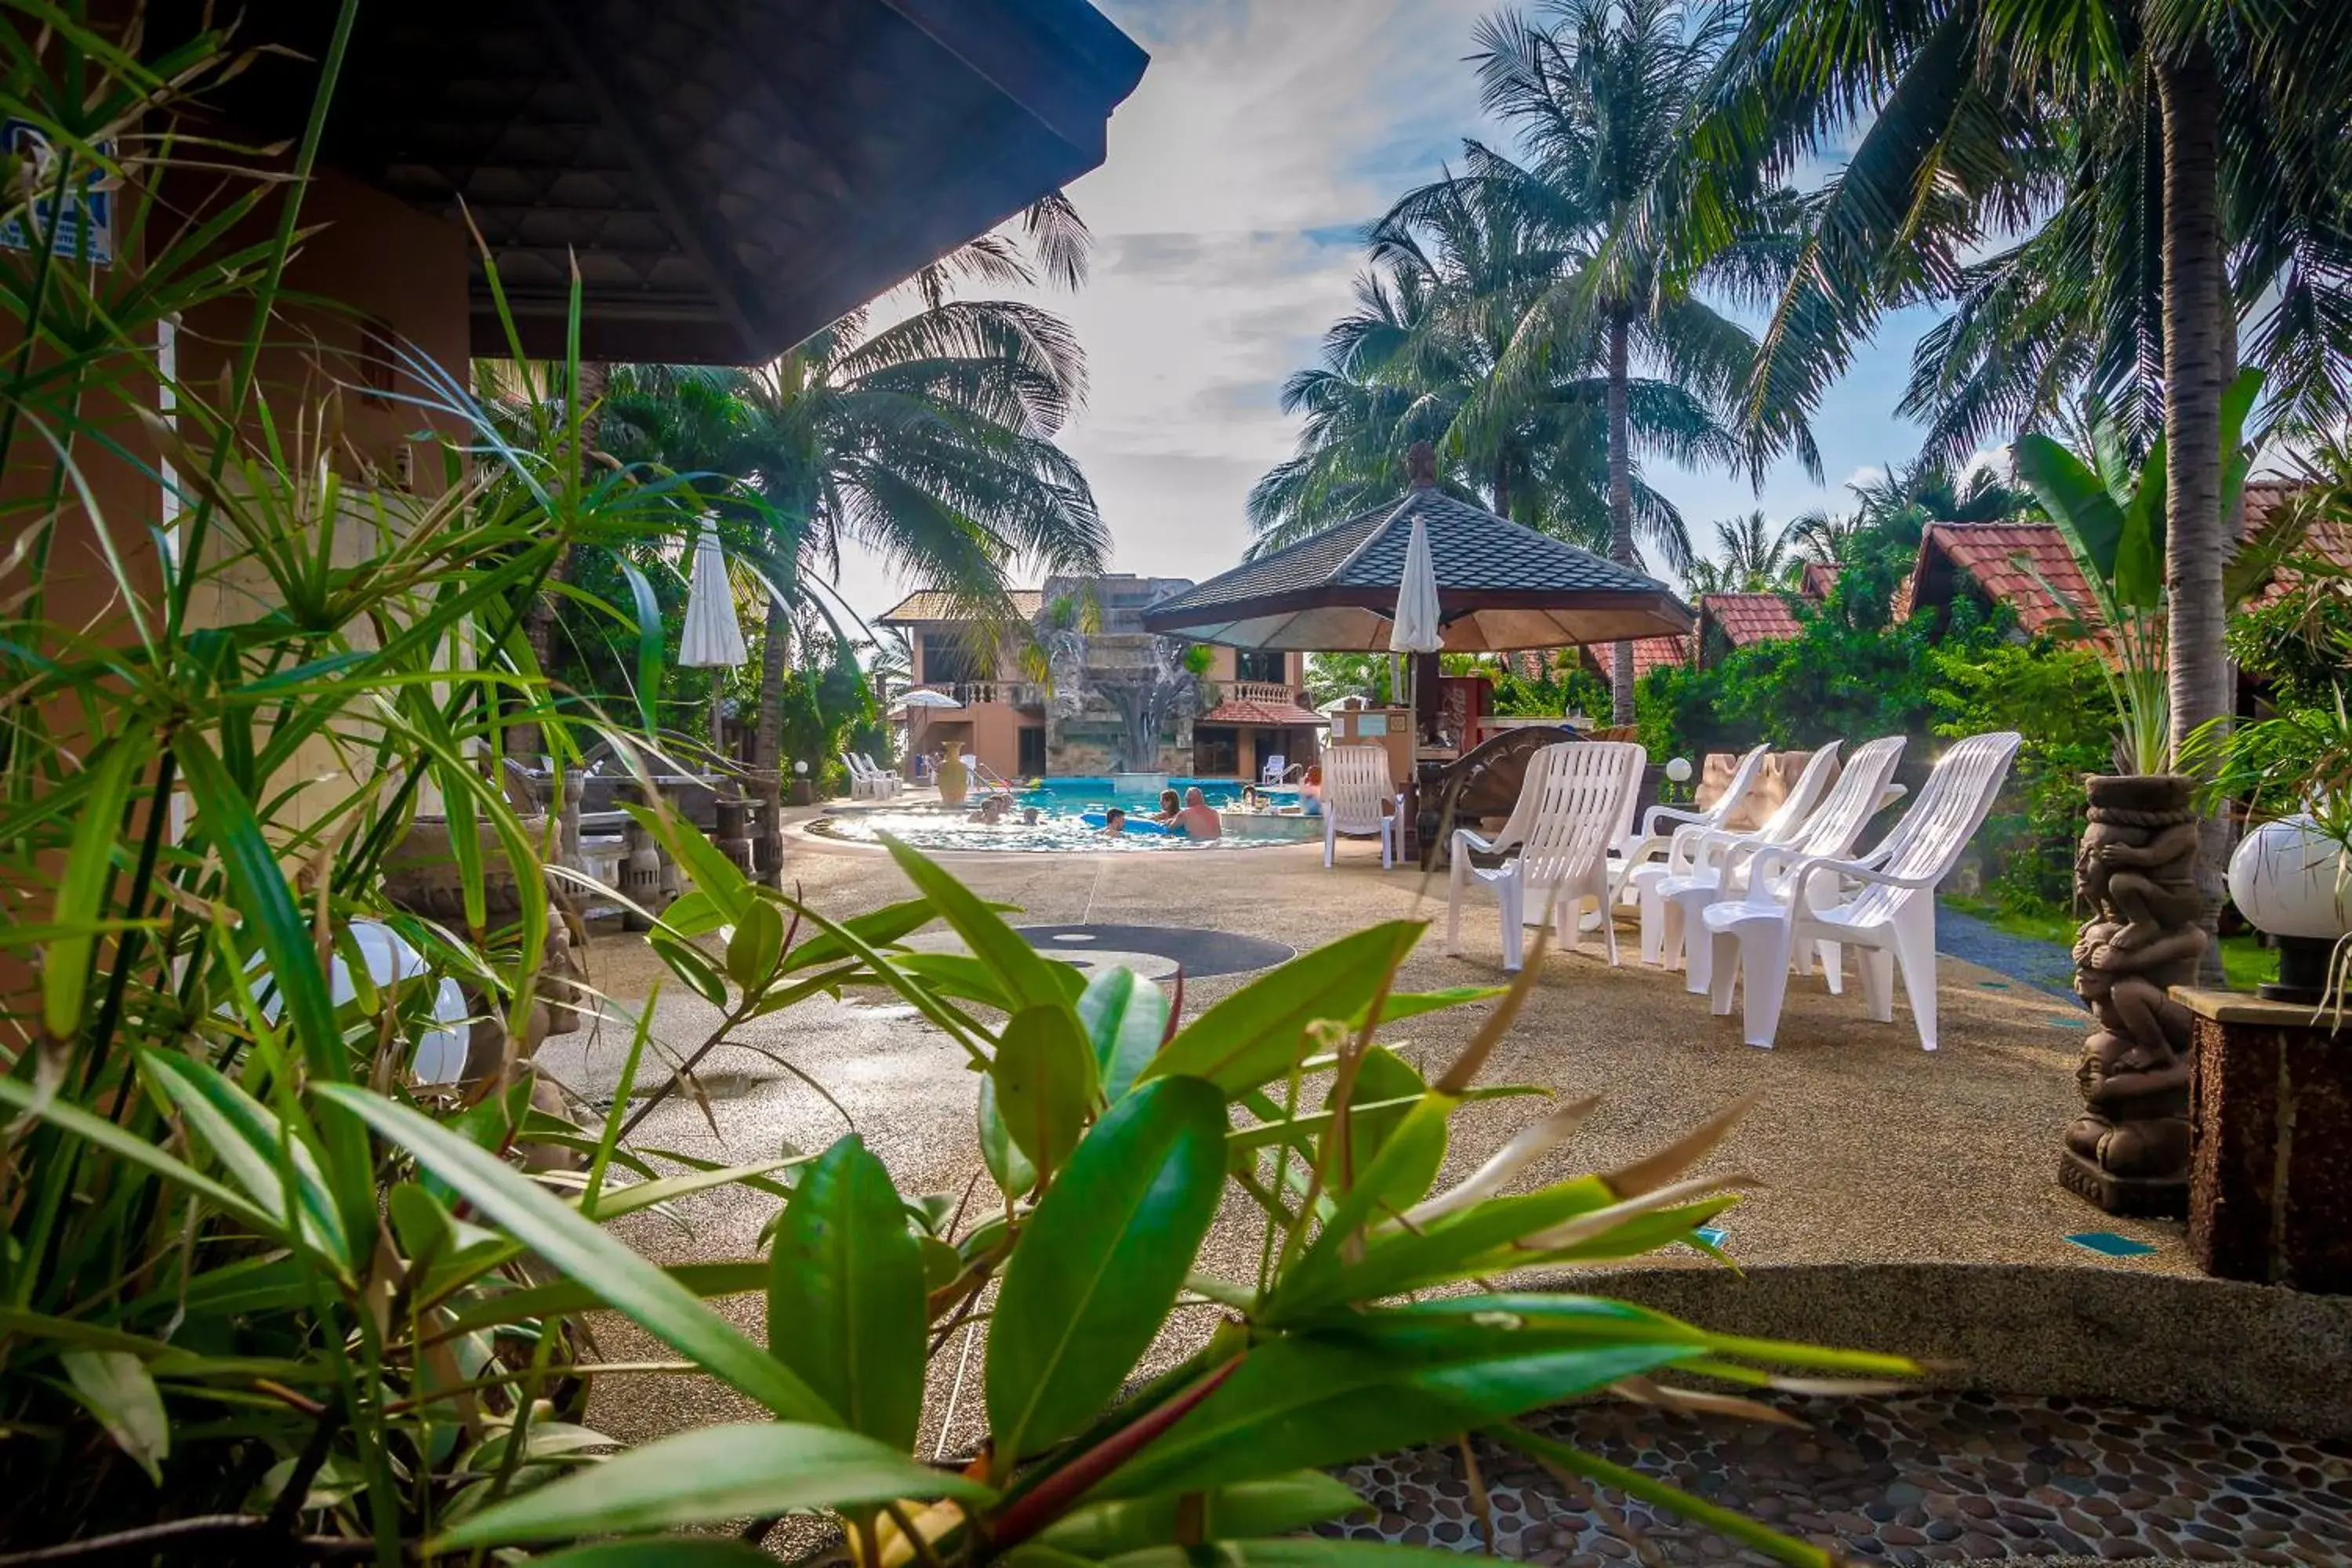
[1173,786,1222,840]
[1152,788,1181,824]
[1100,807,1127,835]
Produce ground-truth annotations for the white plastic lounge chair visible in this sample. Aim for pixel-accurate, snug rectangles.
[1321,745,1401,869]
[1651,736,1910,993]
[1606,742,1770,906]
[1446,741,1646,972]
[1628,742,1846,967]
[1260,753,1287,786]
[1701,731,2022,1051]
[858,753,903,794]
[840,752,882,800]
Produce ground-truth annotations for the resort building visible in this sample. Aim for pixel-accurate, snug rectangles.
[880,575,1322,782]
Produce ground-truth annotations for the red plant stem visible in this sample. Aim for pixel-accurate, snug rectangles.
[987,1354,1244,1552]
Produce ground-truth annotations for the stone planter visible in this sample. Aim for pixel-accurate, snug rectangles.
[2060,774,2207,1218]
[2227,812,2350,1004]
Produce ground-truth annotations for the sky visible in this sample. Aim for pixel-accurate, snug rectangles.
[825,0,1961,630]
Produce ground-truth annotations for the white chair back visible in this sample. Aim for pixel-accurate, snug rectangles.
[1322,746,1395,832]
[1753,743,1842,844]
[1779,736,1905,862]
[1703,743,1773,829]
[1842,731,2022,924]
[1261,753,1287,783]
[1515,742,1646,892]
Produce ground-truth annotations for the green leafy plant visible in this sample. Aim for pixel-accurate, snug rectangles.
[2010,369,2274,774]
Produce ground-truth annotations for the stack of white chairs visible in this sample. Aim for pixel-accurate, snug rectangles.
[1628,741,1845,969]
[841,753,899,800]
[858,753,903,793]
[1701,731,2022,1051]
[1606,742,1770,908]
[1320,745,1402,869]
[1445,740,1646,972]
[1647,736,1908,992]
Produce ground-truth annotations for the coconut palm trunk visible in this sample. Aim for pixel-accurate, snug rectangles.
[1605,308,1637,724]
[2157,41,2232,980]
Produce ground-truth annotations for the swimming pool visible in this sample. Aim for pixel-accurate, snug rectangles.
[807,777,1319,854]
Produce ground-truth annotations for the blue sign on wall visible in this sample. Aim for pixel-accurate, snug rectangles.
[1,120,114,266]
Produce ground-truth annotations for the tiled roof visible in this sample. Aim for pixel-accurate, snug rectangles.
[1799,561,1838,602]
[1699,592,1806,648]
[1197,698,1328,727]
[1148,485,1672,618]
[1901,481,2352,637]
[877,589,1044,625]
[1629,634,1694,680]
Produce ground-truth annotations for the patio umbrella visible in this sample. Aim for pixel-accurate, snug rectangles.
[1142,444,1691,654]
[678,521,747,751]
[1389,511,1443,774]
[895,688,964,709]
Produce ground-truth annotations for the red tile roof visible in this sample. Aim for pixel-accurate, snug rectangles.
[1628,634,1693,680]
[1197,698,1328,727]
[1799,561,1838,602]
[1698,592,1806,648]
[877,589,1044,624]
[1900,481,2352,637]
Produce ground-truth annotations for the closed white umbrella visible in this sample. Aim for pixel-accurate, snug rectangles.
[1389,513,1443,786]
[679,521,748,669]
[677,521,747,753]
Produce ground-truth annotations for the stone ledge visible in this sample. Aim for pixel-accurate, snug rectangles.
[1552,1260,2352,1437]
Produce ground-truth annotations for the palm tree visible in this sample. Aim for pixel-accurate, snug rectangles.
[1687,0,2352,956]
[1464,0,1823,722]
[1247,189,1726,570]
[601,296,1108,788]
[1699,510,1802,593]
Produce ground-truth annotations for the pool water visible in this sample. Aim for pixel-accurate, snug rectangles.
[808,776,1319,854]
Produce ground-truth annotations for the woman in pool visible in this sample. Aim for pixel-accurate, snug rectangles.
[1152,788,1181,823]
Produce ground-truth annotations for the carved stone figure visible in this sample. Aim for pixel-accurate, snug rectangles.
[2060,774,2206,1217]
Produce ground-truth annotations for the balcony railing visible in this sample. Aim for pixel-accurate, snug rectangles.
[902,681,1044,709]
[1220,681,1311,710]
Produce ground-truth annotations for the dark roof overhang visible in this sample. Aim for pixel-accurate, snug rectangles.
[154,0,1147,363]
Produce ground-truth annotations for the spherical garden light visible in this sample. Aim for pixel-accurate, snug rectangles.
[1665,757,1693,784]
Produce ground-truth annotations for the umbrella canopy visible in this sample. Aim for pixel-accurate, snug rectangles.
[678,522,748,669]
[896,688,966,710]
[1144,470,1691,652]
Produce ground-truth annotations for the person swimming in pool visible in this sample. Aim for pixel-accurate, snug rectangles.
[1173,786,1222,840]
[1152,788,1181,823]
[1021,805,1040,826]
[1100,806,1127,835]
[967,795,1010,826]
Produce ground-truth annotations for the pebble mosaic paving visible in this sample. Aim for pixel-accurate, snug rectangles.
[1319,1391,2352,1564]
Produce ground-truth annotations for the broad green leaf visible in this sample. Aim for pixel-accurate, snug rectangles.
[2013,433,2128,597]
[42,739,140,1041]
[616,556,664,734]
[524,1543,789,1568]
[1362,985,1506,1026]
[992,1004,1099,1182]
[1326,1047,1432,1207]
[626,803,751,924]
[977,1073,1039,1200]
[1079,967,1167,1104]
[321,1087,833,1424]
[583,1156,808,1221]
[437,1261,768,1339]
[1143,922,1422,1096]
[726,900,786,992]
[2114,432,2166,612]
[431,1422,993,1548]
[783,896,948,973]
[140,1050,351,1272]
[1094,1300,1708,1499]
[60,1350,169,1483]
[649,933,728,1006]
[766,1134,927,1448]
[387,1181,514,1300]
[1272,1092,1456,1313]
[986,1076,1227,1461]
[879,834,1070,1011]
[1044,1473,1367,1555]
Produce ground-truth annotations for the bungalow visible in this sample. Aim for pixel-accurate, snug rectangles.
[880,575,1321,782]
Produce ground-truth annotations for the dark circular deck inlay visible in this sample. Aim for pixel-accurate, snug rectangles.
[1014,924,1294,981]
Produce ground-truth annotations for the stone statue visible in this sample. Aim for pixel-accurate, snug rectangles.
[2060,775,2206,1217]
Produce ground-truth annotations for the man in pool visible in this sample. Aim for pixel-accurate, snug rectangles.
[967,795,1010,826]
[1100,807,1126,835]
[1173,786,1222,840]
